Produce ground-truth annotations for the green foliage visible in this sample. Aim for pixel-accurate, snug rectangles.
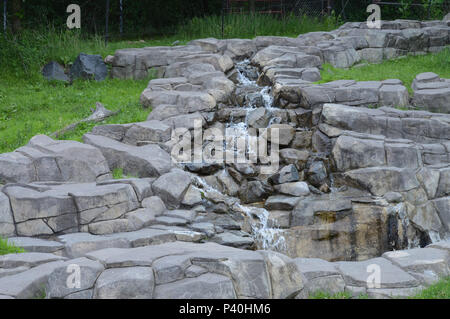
[112,168,125,180]
[410,277,450,299]
[0,73,151,153]
[0,237,25,255]
[178,13,342,39]
[318,48,450,94]
[309,291,369,299]
[309,277,450,299]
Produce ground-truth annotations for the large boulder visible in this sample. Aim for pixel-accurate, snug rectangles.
[83,134,172,178]
[0,135,111,184]
[152,169,192,208]
[42,61,69,83]
[70,53,108,81]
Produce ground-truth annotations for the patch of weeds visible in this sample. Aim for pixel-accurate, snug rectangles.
[410,277,450,299]
[0,237,26,255]
[112,168,138,179]
[308,290,369,299]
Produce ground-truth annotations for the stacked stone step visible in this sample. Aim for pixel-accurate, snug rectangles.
[0,238,448,299]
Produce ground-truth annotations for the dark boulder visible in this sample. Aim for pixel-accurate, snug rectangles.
[42,61,69,83]
[70,53,108,81]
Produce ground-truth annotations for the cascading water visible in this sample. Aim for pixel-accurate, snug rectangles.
[193,175,287,253]
[192,60,288,252]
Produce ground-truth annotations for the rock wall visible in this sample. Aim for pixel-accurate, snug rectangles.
[0,236,448,299]
[0,18,449,299]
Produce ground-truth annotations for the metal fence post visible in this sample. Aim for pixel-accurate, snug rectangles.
[120,0,123,35]
[3,0,6,36]
[105,0,110,45]
[221,0,225,39]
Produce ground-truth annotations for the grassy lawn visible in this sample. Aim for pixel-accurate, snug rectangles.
[318,48,450,93]
[0,15,448,154]
[309,277,450,299]
[0,75,151,153]
[410,277,450,299]
[0,237,25,255]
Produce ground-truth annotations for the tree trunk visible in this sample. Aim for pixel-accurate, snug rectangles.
[11,0,21,33]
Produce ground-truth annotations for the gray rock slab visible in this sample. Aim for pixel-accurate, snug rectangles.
[336,257,419,289]
[83,133,172,178]
[0,260,66,298]
[58,232,131,258]
[0,252,66,269]
[94,266,154,299]
[107,228,176,247]
[6,237,64,254]
[382,248,450,283]
[46,257,105,298]
[294,258,340,279]
[154,273,236,299]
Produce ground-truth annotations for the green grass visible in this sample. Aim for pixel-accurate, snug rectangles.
[318,48,450,94]
[410,277,450,299]
[0,14,341,153]
[309,291,368,299]
[0,75,151,153]
[309,277,450,299]
[112,168,138,179]
[0,237,25,255]
[178,13,341,39]
[0,16,448,154]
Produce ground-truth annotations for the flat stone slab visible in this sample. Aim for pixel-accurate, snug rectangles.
[107,228,176,247]
[6,237,64,254]
[0,252,66,269]
[58,233,131,258]
[294,258,340,279]
[94,266,154,299]
[427,240,450,253]
[46,257,105,298]
[336,257,419,289]
[211,232,254,248]
[0,266,29,279]
[0,260,66,298]
[382,247,450,283]
[154,273,236,299]
[367,286,425,299]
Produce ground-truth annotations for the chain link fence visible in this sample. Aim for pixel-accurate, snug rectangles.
[224,0,450,20]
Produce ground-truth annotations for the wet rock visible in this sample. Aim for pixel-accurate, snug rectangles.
[274,182,310,197]
[239,180,270,204]
[269,165,300,185]
[265,195,300,210]
[247,107,271,128]
[211,232,254,249]
[306,161,328,188]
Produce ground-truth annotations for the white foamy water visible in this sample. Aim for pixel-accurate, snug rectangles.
[189,60,288,252]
